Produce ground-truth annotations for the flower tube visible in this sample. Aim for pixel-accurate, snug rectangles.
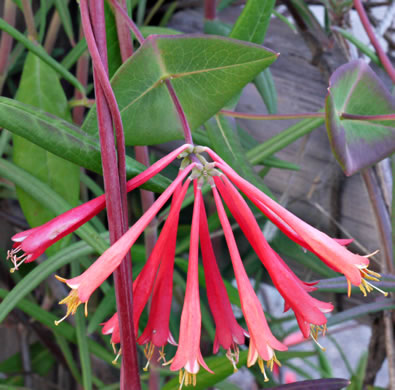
[206,148,384,297]
[170,185,213,388]
[215,175,333,339]
[212,185,287,381]
[55,163,195,324]
[7,144,192,271]
[199,198,247,370]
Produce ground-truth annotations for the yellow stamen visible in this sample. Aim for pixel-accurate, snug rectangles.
[7,246,29,273]
[257,358,269,382]
[310,324,327,351]
[143,342,156,371]
[347,279,352,298]
[178,369,197,389]
[359,268,388,297]
[157,346,167,364]
[54,289,82,325]
[112,348,122,365]
[226,343,240,372]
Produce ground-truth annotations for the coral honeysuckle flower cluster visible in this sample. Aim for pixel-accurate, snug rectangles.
[7,144,386,387]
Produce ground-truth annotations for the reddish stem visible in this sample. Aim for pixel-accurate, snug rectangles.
[0,0,16,93]
[341,113,395,121]
[353,0,395,83]
[107,0,145,45]
[221,110,325,120]
[114,0,134,60]
[73,27,90,125]
[165,79,194,144]
[204,0,217,20]
[81,1,141,388]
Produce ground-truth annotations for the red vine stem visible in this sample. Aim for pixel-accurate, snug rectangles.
[353,0,395,83]
[107,0,144,45]
[73,27,90,125]
[204,0,217,20]
[165,79,194,144]
[81,1,141,388]
[0,0,16,93]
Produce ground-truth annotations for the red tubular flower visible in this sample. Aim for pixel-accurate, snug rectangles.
[55,164,195,324]
[101,313,121,363]
[170,185,213,387]
[137,182,190,369]
[199,198,247,370]
[215,175,333,339]
[212,185,287,381]
[132,179,190,335]
[206,148,384,298]
[7,144,192,272]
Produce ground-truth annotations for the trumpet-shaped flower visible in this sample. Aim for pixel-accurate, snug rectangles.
[215,175,333,339]
[7,144,192,272]
[170,186,213,387]
[199,199,247,370]
[137,182,189,369]
[212,185,287,380]
[205,148,384,298]
[55,164,195,324]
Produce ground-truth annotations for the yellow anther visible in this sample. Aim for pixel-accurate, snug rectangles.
[112,348,122,365]
[54,289,82,325]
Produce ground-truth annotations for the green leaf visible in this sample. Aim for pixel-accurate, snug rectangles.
[348,352,368,390]
[0,342,54,376]
[13,53,80,255]
[54,0,74,46]
[326,60,395,176]
[230,0,275,44]
[327,300,395,327]
[331,27,380,67]
[247,116,325,164]
[0,17,85,94]
[82,35,278,145]
[254,68,277,114]
[140,25,182,37]
[162,349,314,390]
[0,97,170,192]
[104,1,123,78]
[73,261,93,390]
[0,288,115,364]
[0,233,105,324]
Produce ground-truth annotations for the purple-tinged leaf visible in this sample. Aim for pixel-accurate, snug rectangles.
[325,60,395,176]
[316,274,395,293]
[266,378,350,389]
[327,299,395,326]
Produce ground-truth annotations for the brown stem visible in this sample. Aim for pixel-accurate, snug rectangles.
[21,0,37,41]
[44,11,61,53]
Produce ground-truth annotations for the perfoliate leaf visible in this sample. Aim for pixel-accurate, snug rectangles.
[326,60,395,176]
[82,34,278,145]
